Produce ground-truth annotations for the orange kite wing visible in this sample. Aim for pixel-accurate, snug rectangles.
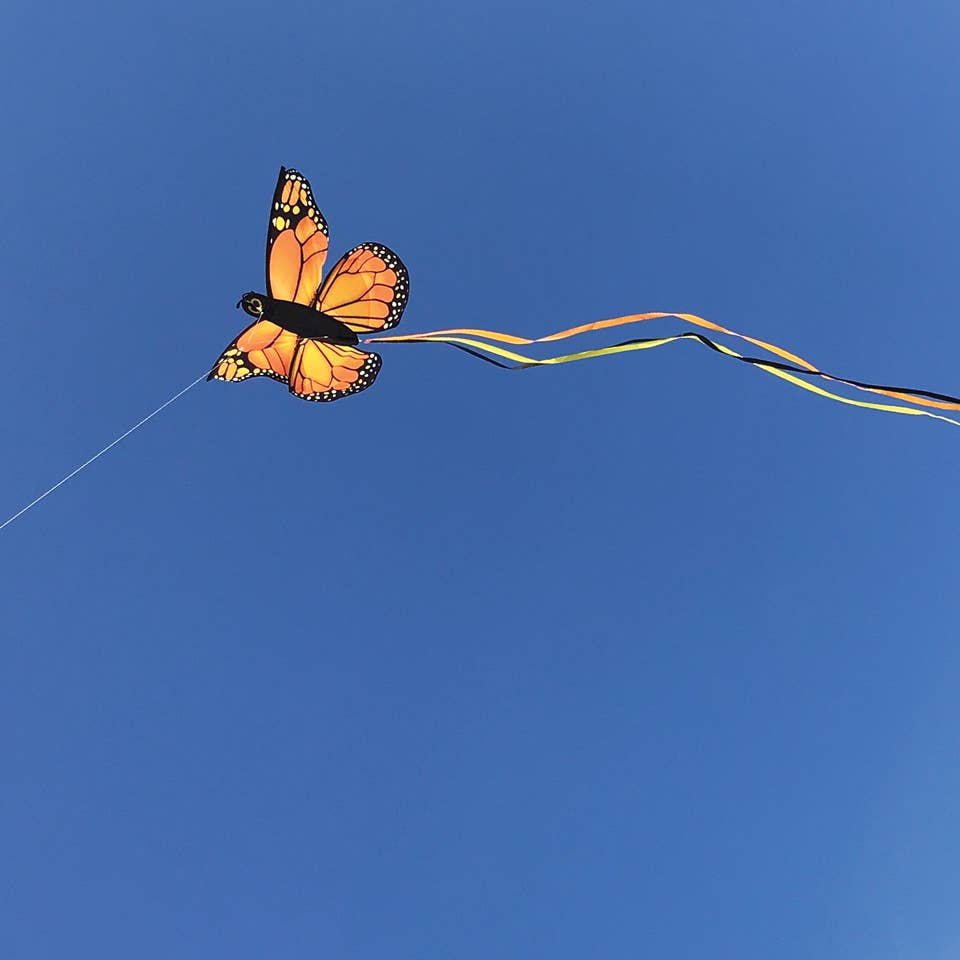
[316,242,409,333]
[266,167,330,305]
[208,320,299,384]
[288,339,382,401]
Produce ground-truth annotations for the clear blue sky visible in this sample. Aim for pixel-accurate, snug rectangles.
[3,0,959,956]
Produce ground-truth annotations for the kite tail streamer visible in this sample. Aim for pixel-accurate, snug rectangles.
[0,373,206,533]
[367,312,960,428]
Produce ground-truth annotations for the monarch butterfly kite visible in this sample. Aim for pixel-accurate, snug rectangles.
[3,165,960,532]
[208,167,408,401]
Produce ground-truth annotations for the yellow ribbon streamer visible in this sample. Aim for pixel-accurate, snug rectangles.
[367,324,960,429]
[370,311,960,414]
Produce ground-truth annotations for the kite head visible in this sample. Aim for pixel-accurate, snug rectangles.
[236,292,266,318]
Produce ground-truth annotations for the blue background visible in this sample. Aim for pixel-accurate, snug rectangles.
[2,1,958,956]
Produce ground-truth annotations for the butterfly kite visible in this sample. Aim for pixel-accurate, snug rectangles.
[3,164,959,533]
[208,166,960,428]
[208,167,408,401]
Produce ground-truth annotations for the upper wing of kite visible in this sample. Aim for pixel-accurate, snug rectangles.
[315,242,409,334]
[266,167,330,305]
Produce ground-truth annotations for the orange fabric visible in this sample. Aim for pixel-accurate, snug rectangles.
[266,169,330,306]
[316,243,409,333]
[268,231,304,302]
[288,339,381,400]
[210,320,298,383]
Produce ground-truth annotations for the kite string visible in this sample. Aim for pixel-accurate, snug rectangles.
[0,373,207,533]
